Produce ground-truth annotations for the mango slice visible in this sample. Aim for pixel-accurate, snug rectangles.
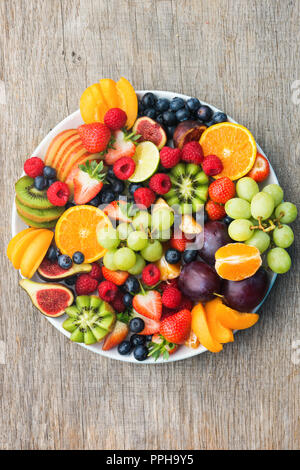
[191,303,223,353]
[7,228,35,261]
[20,230,54,278]
[116,77,138,129]
[80,83,109,123]
[205,298,234,344]
[99,78,119,108]
[11,229,46,269]
[215,302,259,330]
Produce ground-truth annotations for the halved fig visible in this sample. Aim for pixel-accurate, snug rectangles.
[173,121,207,149]
[132,117,167,149]
[37,258,92,281]
[19,279,74,317]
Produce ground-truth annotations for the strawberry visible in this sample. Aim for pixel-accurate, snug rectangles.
[170,230,188,252]
[148,333,179,361]
[104,130,137,165]
[208,177,236,204]
[78,122,111,153]
[159,309,192,344]
[132,311,160,335]
[205,199,226,220]
[103,200,132,223]
[73,160,106,204]
[247,153,270,182]
[102,266,129,286]
[102,320,129,351]
[132,290,162,322]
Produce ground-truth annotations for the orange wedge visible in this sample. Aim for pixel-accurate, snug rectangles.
[191,303,223,353]
[80,83,109,123]
[116,77,138,129]
[215,302,259,330]
[205,298,234,343]
[7,228,35,261]
[215,243,262,281]
[200,122,257,180]
[20,230,54,278]
[55,205,112,263]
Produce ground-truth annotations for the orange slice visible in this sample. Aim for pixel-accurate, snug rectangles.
[7,228,35,261]
[116,77,138,129]
[205,298,234,343]
[215,302,259,330]
[20,230,54,278]
[55,206,112,263]
[191,303,223,353]
[199,122,257,180]
[215,243,261,281]
[80,83,109,123]
[99,79,119,108]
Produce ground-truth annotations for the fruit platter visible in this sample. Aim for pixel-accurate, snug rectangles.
[8,77,298,363]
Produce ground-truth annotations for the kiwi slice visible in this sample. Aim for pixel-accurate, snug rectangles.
[16,197,64,222]
[17,210,57,228]
[63,295,116,345]
[15,176,54,209]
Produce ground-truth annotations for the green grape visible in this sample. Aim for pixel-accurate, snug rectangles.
[152,208,174,231]
[103,250,117,270]
[225,198,251,219]
[117,223,133,240]
[132,211,151,230]
[275,202,297,224]
[113,247,136,271]
[236,177,259,202]
[245,230,270,253]
[251,192,274,221]
[273,224,294,248]
[267,247,291,274]
[97,227,120,250]
[141,240,163,262]
[128,254,146,275]
[228,219,253,241]
[262,184,284,207]
[152,230,172,241]
[127,230,148,251]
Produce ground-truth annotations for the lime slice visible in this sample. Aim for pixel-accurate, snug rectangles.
[128,141,160,182]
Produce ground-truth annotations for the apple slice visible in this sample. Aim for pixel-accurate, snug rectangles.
[44,129,77,166]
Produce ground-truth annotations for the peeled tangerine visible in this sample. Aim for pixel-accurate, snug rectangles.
[215,243,262,281]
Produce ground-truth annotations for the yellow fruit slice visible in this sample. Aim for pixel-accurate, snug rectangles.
[20,230,54,278]
[191,303,223,353]
[80,83,109,123]
[7,228,35,261]
[11,229,46,269]
[44,129,77,166]
[116,77,138,129]
[215,302,259,330]
[205,298,234,343]
[99,78,119,108]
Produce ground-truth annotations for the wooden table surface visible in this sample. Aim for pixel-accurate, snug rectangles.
[0,0,300,450]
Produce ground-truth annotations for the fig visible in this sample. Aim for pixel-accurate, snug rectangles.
[19,279,74,317]
[173,120,207,149]
[38,258,92,281]
[132,117,167,149]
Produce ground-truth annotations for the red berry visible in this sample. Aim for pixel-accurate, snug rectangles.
[162,286,182,309]
[113,157,136,180]
[175,296,193,312]
[170,230,187,252]
[78,123,111,153]
[160,147,181,168]
[98,280,118,302]
[111,291,125,313]
[134,187,156,209]
[247,153,270,182]
[208,177,236,204]
[149,173,172,195]
[142,264,161,286]
[47,181,70,206]
[202,155,223,176]
[24,157,45,178]
[160,279,179,292]
[181,141,204,164]
[159,309,191,344]
[205,200,226,220]
[104,108,127,130]
[89,262,103,281]
[75,274,98,295]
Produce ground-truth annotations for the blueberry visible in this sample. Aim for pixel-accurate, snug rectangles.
[43,166,56,179]
[162,111,177,126]
[47,178,56,188]
[183,250,197,264]
[165,248,181,264]
[88,194,101,207]
[103,182,113,192]
[223,215,233,225]
[72,251,85,264]
[129,317,145,333]
[130,334,146,346]
[142,92,157,108]
[169,97,185,112]
[186,97,201,113]
[138,100,145,115]
[134,345,149,361]
[65,201,75,210]
[205,121,215,127]
[156,114,165,127]
[204,212,208,223]
[34,175,47,190]
[58,254,72,270]
[113,179,125,194]
[166,126,177,139]
[145,335,153,342]
[213,112,228,124]
[64,275,77,286]
[129,182,143,196]
[118,340,133,356]
[176,108,190,122]
[123,292,133,308]
[46,245,57,262]
[155,98,170,113]
[106,166,115,180]
[100,189,116,204]
[144,108,157,119]
[124,276,140,294]
[197,105,213,122]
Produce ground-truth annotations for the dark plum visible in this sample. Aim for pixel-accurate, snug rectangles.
[178,261,220,302]
[222,268,269,311]
[198,221,232,265]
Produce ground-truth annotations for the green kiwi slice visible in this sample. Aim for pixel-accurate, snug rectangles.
[17,210,57,228]
[15,176,54,209]
[15,197,64,222]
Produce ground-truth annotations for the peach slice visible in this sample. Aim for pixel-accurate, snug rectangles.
[215,302,259,330]
[11,229,46,270]
[7,228,35,261]
[99,78,119,109]
[44,129,77,167]
[191,303,223,353]
[116,77,138,129]
[80,83,109,123]
[20,230,54,279]
[205,298,234,344]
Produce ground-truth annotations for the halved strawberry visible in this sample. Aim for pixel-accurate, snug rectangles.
[104,130,136,165]
[132,290,162,322]
[103,200,132,223]
[170,230,188,252]
[102,320,129,351]
[148,333,179,360]
[102,266,129,286]
[73,160,105,204]
[132,311,160,335]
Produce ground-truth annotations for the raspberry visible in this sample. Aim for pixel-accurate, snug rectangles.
[47,181,70,207]
[170,231,187,252]
[149,173,171,195]
[208,177,236,204]
[162,286,182,309]
[134,187,156,209]
[104,108,127,130]
[24,157,45,178]
[160,147,181,169]
[75,274,98,295]
[202,155,223,176]
[98,280,118,302]
[181,142,204,164]
[113,157,136,180]
[160,279,179,292]
[89,262,103,281]
[205,200,226,220]
[142,264,161,286]
[111,291,125,312]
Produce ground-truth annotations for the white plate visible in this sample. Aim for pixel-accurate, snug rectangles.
[12,90,277,363]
